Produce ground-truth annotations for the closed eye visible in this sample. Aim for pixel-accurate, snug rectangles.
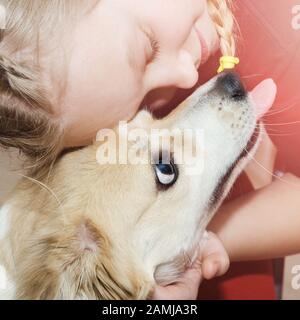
[142,28,161,64]
[148,37,161,63]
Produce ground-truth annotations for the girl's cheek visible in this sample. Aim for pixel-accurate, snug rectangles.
[195,8,220,57]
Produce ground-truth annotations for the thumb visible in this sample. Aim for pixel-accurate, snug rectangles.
[151,261,203,300]
[202,252,230,280]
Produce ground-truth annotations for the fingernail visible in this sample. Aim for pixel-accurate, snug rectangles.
[274,170,285,178]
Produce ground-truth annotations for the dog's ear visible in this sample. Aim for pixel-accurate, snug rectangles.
[15,218,141,300]
[15,218,105,299]
[74,218,103,253]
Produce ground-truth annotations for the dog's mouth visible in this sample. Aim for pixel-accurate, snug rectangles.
[240,122,261,159]
[210,123,261,208]
[210,78,277,209]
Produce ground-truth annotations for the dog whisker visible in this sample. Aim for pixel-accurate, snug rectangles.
[240,73,264,79]
[263,100,300,117]
[237,122,300,137]
[239,141,298,188]
[17,173,67,226]
[262,120,300,126]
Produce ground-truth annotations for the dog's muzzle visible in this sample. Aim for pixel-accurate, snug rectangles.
[215,72,247,101]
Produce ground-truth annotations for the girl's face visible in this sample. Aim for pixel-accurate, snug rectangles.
[57,0,219,147]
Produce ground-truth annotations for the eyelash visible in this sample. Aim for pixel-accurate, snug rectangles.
[149,37,161,62]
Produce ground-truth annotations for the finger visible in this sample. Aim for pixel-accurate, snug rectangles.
[202,252,229,280]
[151,266,202,300]
[179,264,202,287]
[202,231,226,255]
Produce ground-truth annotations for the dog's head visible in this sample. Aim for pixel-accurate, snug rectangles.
[13,72,276,299]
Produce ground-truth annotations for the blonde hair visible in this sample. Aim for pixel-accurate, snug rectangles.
[208,0,236,56]
[0,0,237,178]
[0,0,96,178]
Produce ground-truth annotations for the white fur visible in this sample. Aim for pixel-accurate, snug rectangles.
[0,203,11,240]
[0,265,7,290]
[0,264,15,300]
[0,203,15,299]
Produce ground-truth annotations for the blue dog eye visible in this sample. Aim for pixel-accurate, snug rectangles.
[157,163,173,175]
[155,162,178,187]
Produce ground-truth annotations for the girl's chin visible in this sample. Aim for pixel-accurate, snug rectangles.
[143,87,178,110]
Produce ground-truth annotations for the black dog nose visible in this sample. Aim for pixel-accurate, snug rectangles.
[217,72,246,100]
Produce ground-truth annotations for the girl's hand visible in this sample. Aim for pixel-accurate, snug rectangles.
[201,231,230,280]
[151,232,229,300]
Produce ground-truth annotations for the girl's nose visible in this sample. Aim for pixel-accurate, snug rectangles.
[174,50,200,88]
[144,49,199,91]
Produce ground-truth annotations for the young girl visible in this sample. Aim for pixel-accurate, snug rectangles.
[0,0,237,299]
[1,0,299,300]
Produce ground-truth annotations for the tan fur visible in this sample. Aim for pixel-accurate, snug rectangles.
[0,74,261,299]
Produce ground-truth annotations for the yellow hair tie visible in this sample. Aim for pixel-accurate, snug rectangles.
[217,56,240,73]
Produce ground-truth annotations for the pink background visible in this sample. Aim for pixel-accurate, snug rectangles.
[159,0,300,299]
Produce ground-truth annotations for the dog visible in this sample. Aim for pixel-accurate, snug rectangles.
[0,72,275,299]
